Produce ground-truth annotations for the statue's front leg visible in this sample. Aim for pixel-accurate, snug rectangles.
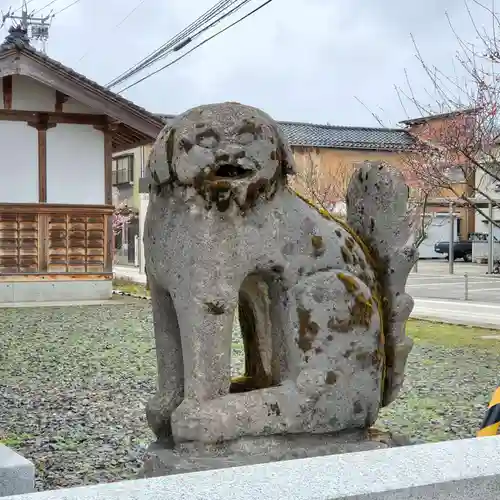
[170,288,237,443]
[146,279,184,441]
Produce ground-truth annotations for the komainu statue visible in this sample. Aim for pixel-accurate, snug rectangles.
[142,102,417,474]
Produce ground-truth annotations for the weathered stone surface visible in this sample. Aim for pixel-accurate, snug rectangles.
[0,444,35,496]
[143,101,416,460]
[346,162,418,405]
[140,430,410,477]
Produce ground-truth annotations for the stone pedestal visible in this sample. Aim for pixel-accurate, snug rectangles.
[140,429,410,478]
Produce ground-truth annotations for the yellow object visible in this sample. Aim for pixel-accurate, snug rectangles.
[477,387,500,436]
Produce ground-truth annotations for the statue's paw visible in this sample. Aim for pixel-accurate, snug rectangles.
[170,399,205,443]
[146,389,184,441]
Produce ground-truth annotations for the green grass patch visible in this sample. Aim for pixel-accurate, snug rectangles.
[0,433,35,447]
[113,278,149,297]
[406,319,500,352]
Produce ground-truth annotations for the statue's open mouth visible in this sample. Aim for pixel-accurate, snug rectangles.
[214,164,253,179]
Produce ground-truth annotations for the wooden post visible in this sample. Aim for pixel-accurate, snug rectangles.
[55,91,68,112]
[38,126,47,203]
[104,126,113,205]
[27,113,55,272]
[2,75,12,109]
[97,120,118,272]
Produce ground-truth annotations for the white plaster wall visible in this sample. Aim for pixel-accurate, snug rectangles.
[0,121,38,203]
[8,75,103,114]
[46,124,104,205]
[11,75,55,112]
[0,77,4,109]
[139,193,149,274]
[63,98,101,114]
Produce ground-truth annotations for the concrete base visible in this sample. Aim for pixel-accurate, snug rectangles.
[4,436,500,500]
[0,280,112,304]
[0,444,35,497]
[141,430,410,478]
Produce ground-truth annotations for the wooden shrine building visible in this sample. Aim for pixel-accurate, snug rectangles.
[0,26,164,303]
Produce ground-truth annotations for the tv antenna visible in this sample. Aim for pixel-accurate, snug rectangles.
[1,1,53,53]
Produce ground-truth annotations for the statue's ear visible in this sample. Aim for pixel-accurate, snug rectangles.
[147,125,175,186]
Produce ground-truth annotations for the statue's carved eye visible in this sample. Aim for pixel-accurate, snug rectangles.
[178,138,193,153]
[237,132,254,145]
[196,129,220,148]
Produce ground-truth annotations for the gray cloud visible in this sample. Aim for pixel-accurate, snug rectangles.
[7,0,495,126]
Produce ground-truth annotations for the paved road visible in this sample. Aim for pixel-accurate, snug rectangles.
[407,260,500,303]
[412,298,500,329]
[115,265,147,285]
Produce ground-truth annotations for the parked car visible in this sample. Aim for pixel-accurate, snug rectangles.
[434,240,473,261]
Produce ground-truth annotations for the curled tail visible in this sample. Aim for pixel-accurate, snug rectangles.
[346,161,418,406]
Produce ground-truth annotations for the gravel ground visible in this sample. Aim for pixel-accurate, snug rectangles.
[0,300,497,491]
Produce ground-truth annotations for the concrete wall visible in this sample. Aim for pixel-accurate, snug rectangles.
[0,280,113,304]
[3,437,500,499]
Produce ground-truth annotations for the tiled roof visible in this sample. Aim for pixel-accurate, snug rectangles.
[400,108,478,126]
[0,26,165,131]
[278,121,415,151]
[157,114,176,125]
[156,114,415,151]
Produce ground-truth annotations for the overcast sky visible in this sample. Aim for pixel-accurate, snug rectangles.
[1,0,494,126]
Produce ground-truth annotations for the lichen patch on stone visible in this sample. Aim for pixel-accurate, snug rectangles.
[296,306,320,352]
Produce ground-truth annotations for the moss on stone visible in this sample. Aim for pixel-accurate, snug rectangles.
[296,306,320,352]
[337,272,359,294]
[311,235,325,257]
[350,293,373,327]
[341,246,352,264]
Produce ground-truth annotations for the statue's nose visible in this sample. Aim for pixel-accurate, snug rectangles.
[216,145,246,162]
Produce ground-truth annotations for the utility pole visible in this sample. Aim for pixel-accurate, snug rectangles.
[488,201,494,274]
[2,1,52,53]
[448,201,455,274]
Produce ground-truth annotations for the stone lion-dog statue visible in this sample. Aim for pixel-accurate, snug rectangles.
[143,102,417,446]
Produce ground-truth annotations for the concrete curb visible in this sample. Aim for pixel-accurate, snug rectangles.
[0,444,35,497]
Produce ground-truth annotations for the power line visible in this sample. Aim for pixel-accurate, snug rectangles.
[117,0,273,94]
[78,0,150,63]
[52,0,81,17]
[115,0,148,27]
[107,0,257,89]
[107,0,238,87]
[2,0,82,51]
[106,0,243,88]
[32,0,62,16]
[110,0,238,80]
[131,0,253,75]
[11,0,36,15]
[2,0,52,52]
